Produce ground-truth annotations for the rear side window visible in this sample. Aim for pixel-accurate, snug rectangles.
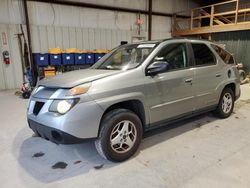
[211,44,235,64]
[192,43,216,66]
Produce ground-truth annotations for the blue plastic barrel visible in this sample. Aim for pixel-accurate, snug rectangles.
[49,54,62,66]
[74,53,86,65]
[86,53,94,64]
[94,53,105,63]
[33,53,49,67]
[62,53,74,65]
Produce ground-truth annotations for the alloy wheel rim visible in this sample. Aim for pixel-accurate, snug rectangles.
[222,93,233,114]
[110,120,137,153]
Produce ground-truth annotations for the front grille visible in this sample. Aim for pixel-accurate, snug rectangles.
[33,101,45,115]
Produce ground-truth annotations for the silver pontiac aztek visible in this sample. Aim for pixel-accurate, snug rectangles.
[27,38,241,162]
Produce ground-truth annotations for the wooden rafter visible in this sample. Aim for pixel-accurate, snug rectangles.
[173,22,250,36]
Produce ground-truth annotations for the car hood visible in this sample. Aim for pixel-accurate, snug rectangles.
[38,69,120,88]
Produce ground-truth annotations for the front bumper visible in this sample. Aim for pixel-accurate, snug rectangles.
[27,94,104,142]
[28,119,88,144]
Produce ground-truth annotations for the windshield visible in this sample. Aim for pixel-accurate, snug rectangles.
[92,43,158,70]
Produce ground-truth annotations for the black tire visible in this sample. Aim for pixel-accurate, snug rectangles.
[215,87,235,118]
[95,109,143,162]
[22,91,30,99]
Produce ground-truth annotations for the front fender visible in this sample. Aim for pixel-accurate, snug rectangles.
[93,92,150,125]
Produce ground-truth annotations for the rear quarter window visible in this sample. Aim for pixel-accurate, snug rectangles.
[191,43,216,66]
[211,44,235,64]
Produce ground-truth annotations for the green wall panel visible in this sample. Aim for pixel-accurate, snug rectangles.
[212,31,250,74]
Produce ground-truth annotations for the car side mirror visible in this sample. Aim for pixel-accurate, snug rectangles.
[146,61,169,76]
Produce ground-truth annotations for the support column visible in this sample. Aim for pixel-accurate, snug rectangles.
[148,0,152,40]
[23,0,36,86]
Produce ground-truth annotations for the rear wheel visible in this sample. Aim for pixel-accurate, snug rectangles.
[95,109,142,162]
[215,87,235,118]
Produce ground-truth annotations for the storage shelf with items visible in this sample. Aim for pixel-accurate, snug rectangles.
[33,47,110,78]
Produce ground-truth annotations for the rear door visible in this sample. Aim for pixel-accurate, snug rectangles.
[144,42,195,124]
[190,42,224,110]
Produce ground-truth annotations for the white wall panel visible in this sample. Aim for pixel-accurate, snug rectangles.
[30,25,40,52]
[0,0,23,24]
[111,30,118,47]
[38,26,48,52]
[94,29,101,49]
[0,24,23,90]
[8,25,22,88]
[152,16,172,40]
[153,0,197,14]
[100,30,107,49]
[88,28,95,50]
[62,27,70,49]
[82,28,90,49]
[69,27,77,48]
[2,26,16,89]
[76,28,83,49]
[47,27,56,49]
[152,0,174,14]
[97,11,115,29]
[26,1,147,31]
[66,0,147,10]
[105,29,112,49]
[54,26,63,48]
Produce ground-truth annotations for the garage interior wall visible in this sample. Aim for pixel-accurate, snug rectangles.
[213,31,250,74]
[0,0,197,90]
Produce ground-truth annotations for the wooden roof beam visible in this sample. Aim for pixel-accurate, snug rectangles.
[173,22,250,36]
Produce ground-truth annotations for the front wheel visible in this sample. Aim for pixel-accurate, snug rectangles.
[95,109,142,162]
[215,88,235,118]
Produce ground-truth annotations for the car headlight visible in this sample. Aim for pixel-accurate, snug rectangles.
[49,98,79,114]
[69,83,91,96]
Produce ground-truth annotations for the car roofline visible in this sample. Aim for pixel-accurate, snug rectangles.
[127,37,214,46]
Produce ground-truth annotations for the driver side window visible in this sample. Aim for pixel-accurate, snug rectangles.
[154,43,188,72]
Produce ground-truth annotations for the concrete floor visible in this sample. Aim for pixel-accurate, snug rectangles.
[1,84,250,188]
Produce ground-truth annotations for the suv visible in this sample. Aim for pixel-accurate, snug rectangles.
[27,38,241,162]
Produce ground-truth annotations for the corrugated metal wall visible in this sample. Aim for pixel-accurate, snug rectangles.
[0,24,24,90]
[30,26,133,53]
[27,1,149,52]
[213,31,250,74]
[0,0,197,90]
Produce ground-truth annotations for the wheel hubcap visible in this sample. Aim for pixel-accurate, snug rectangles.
[222,93,233,114]
[110,120,137,153]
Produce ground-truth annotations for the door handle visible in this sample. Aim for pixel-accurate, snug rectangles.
[185,78,193,83]
[216,74,221,77]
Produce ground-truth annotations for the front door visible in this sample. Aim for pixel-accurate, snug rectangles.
[144,42,195,124]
